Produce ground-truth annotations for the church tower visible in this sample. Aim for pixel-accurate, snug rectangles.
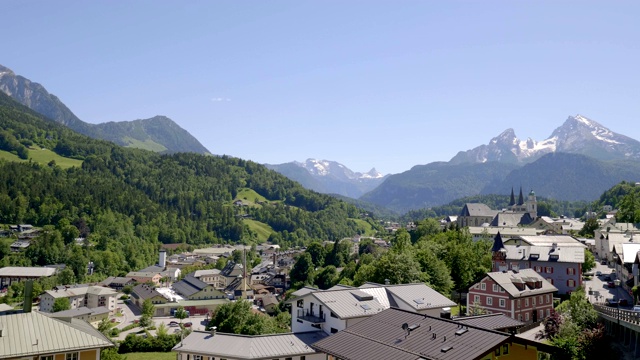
[509,187,516,207]
[491,232,508,272]
[527,189,537,219]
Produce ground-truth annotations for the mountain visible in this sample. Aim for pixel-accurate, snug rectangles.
[359,161,519,213]
[0,64,209,154]
[266,159,388,198]
[363,115,640,213]
[450,115,640,164]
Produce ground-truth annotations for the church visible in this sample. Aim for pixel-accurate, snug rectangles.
[457,187,537,228]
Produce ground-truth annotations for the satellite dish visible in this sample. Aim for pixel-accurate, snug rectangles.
[402,323,409,331]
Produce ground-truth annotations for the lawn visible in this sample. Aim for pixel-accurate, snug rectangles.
[0,148,82,169]
[122,352,175,360]
[234,188,268,204]
[351,219,376,236]
[122,137,168,152]
[243,219,275,241]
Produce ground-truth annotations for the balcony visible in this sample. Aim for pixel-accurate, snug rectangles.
[297,309,326,323]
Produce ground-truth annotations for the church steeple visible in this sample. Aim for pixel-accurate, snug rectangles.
[491,232,507,271]
[509,187,515,206]
[517,187,524,206]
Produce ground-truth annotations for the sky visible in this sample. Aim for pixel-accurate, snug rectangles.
[3,1,640,174]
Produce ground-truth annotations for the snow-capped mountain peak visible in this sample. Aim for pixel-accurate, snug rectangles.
[450,114,640,164]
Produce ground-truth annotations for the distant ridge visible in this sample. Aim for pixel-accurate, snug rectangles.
[0,64,210,154]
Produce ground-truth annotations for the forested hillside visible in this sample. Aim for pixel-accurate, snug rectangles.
[0,92,372,278]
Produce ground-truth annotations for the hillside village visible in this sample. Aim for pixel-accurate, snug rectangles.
[3,184,640,359]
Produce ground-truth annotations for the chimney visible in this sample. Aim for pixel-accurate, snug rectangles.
[385,279,390,285]
[210,326,217,336]
[159,250,167,269]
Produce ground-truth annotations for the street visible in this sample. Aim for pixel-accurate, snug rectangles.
[583,259,633,307]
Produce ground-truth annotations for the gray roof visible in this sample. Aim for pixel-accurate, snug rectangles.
[100,276,135,286]
[44,285,116,299]
[126,271,161,278]
[454,313,526,331]
[512,235,586,247]
[47,306,110,318]
[0,311,113,358]
[173,331,327,359]
[173,275,210,297]
[485,269,557,298]
[382,283,457,311]
[290,286,318,298]
[0,267,56,277]
[460,203,499,217]
[132,284,164,300]
[313,289,387,319]
[192,269,221,277]
[491,213,533,227]
[502,244,585,263]
[312,308,521,360]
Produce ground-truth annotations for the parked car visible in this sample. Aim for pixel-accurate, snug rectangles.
[632,306,640,313]
[601,260,607,265]
[619,299,629,306]
[604,275,612,281]
[169,321,179,327]
[605,298,618,307]
[184,322,192,328]
[595,271,602,276]
[607,281,616,288]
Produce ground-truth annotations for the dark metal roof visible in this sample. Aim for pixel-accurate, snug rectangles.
[312,308,512,360]
[454,313,525,331]
[173,275,209,297]
[460,203,499,217]
[491,232,505,252]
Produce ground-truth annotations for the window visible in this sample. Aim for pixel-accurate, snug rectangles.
[546,294,551,303]
[545,267,553,274]
[487,297,493,305]
[194,356,203,360]
[301,357,306,360]
[535,266,542,272]
[40,357,54,360]
[519,314,523,321]
[66,353,78,360]
[331,328,338,334]
[297,300,303,308]
[499,299,505,308]
[568,279,575,287]
[525,312,530,321]
[546,309,551,317]
[493,284,499,292]
[539,296,543,304]
[532,297,536,306]
[495,347,501,356]
[481,283,486,290]
[567,268,575,275]
[502,344,509,354]
[517,299,521,308]
[547,278,554,285]
[525,298,529,307]
[330,312,338,318]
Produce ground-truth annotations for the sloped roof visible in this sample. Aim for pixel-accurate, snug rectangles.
[0,267,56,277]
[313,290,387,319]
[48,306,110,319]
[193,269,222,278]
[454,313,525,331]
[132,284,164,300]
[44,285,116,299]
[383,283,456,311]
[620,243,640,264]
[485,269,557,298]
[173,275,210,297]
[173,331,327,359]
[460,203,498,217]
[503,244,585,263]
[0,311,113,358]
[312,308,520,360]
[491,213,534,227]
[513,235,585,247]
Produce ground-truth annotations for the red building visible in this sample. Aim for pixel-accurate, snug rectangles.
[467,268,557,323]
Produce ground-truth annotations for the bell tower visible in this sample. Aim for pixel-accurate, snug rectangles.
[527,189,537,219]
[491,232,508,272]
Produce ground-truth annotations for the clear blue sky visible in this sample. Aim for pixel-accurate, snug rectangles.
[3,1,639,174]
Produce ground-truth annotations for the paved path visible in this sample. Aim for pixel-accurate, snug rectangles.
[584,260,633,305]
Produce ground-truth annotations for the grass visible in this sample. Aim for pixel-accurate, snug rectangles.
[243,219,275,241]
[0,148,82,169]
[123,137,168,152]
[234,188,268,204]
[351,219,376,236]
[122,352,176,360]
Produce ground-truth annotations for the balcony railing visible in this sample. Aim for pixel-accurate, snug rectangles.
[297,309,326,323]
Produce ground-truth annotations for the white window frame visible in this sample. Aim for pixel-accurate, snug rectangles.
[525,298,529,306]
[474,295,480,303]
[481,283,486,290]
[487,297,493,306]
[492,284,499,292]
[499,299,505,308]
[66,353,78,360]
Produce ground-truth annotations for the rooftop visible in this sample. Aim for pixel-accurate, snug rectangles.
[0,267,57,277]
[484,269,558,298]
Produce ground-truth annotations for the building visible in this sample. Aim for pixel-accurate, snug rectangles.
[311,307,555,360]
[126,271,162,285]
[172,275,226,300]
[458,188,537,228]
[39,285,118,313]
[453,313,526,333]
[47,306,111,325]
[468,226,543,242]
[0,311,113,360]
[458,203,499,227]
[130,283,169,308]
[467,269,557,323]
[491,233,585,294]
[289,282,456,335]
[173,331,327,360]
[191,269,226,289]
[612,242,640,291]
[99,276,136,291]
[0,266,57,288]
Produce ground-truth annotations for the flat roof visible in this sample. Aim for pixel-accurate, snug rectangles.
[0,267,56,277]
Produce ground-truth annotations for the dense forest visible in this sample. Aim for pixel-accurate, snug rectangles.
[0,92,374,279]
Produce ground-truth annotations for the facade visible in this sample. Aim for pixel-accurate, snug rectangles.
[39,285,118,313]
[173,331,327,360]
[0,266,56,288]
[467,269,557,323]
[172,275,226,300]
[458,203,499,228]
[191,269,226,289]
[458,188,537,229]
[126,271,162,285]
[0,311,113,360]
[48,306,111,325]
[131,283,168,308]
[289,283,456,335]
[312,307,555,360]
[99,276,136,291]
[491,233,585,294]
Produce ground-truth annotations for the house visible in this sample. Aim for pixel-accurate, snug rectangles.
[289,282,456,335]
[191,269,226,289]
[453,313,526,333]
[457,203,499,227]
[126,271,162,285]
[0,266,57,288]
[612,242,640,291]
[172,275,226,300]
[595,230,638,265]
[467,269,557,323]
[173,331,328,360]
[131,283,169,308]
[467,226,543,242]
[458,188,538,228]
[9,240,30,252]
[99,276,136,291]
[39,285,118,313]
[311,307,556,360]
[0,310,113,360]
[491,233,585,294]
[48,306,111,324]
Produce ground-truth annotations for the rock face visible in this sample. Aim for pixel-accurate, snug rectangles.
[0,64,210,154]
[266,159,388,199]
[450,115,640,164]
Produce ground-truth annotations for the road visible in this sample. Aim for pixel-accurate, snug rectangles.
[583,259,633,306]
